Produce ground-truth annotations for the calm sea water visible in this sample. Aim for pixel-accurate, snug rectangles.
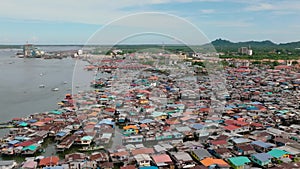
[0,48,94,136]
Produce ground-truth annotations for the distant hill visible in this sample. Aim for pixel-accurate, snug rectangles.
[211,38,300,53]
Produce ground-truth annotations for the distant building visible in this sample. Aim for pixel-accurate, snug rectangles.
[23,43,44,58]
[23,44,34,57]
[238,46,253,56]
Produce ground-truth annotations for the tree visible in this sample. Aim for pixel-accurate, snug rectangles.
[292,61,298,65]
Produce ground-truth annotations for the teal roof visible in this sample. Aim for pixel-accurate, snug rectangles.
[81,136,93,141]
[22,145,38,151]
[49,110,63,115]
[108,95,116,99]
[268,149,289,158]
[277,110,289,114]
[136,94,144,97]
[151,111,167,117]
[99,98,108,101]
[228,156,251,166]
[19,122,28,127]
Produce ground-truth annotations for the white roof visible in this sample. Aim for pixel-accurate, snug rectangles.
[134,154,151,162]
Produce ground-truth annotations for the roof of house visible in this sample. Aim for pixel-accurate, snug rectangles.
[90,152,109,161]
[228,156,251,166]
[231,138,252,144]
[200,157,229,167]
[134,154,151,162]
[191,149,212,160]
[236,144,255,151]
[0,160,16,166]
[267,149,289,158]
[276,145,300,155]
[252,153,272,162]
[139,166,158,169]
[39,156,59,166]
[192,165,208,169]
[151,154,172,164]
[22,160,37,168]
[171,152,193,162]
[120,165,136,169]
[214,148,231,154]
[131,148,154,156]
[251,140,273,148]
[224,125,240,131]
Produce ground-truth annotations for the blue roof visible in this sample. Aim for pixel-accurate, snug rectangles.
[251,140,273,148]
[43,166,64,169]
[140,119,154,124]
[252,153,272,162]
[56,132,66,137]
[246,106,259,110]
[98,119,115,127]
[251,101,262,105]
[139,167,158,169]
[232,138,251,144]
[225,105,236,109]
[28,119,37,123]
[190,123,204,130]
[14,136,30,141]
[8,140,20,145]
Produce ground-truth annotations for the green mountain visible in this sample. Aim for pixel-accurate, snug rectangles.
[211,38,300,53]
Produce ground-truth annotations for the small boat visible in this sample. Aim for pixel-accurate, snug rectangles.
[63,81,68,84]
[78,145,104,152]
[39,84,45,88]
[52,88,59,91]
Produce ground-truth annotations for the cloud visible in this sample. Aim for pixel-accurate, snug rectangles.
[0,0,228,25]
[244,1,300,13]
[245,3,275,11]
[205,20,253,28]
[200,9,215,14]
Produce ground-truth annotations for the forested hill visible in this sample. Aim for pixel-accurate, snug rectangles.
[211,39,300,53]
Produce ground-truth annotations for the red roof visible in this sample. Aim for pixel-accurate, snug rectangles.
[90,152,109,161]
[210,139,227,145]
[39,156,59,166]
[234,120,249,126]
[121,165,136,169]
[131,148,154,156]
[152,154,172,163]
[250,122,263,127]
[199,108,210,112]
[275,65,291,70]
[224,125,240,131]
[224,120,235,125]
[17,140,34,147]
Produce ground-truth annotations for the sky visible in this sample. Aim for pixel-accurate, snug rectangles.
[0,0,299,44]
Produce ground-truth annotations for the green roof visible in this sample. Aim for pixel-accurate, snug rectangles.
[228,156,251,166]
[277,110,289,114]
[81,136,93,141]
[268,149,289,158]
[49,110,63,115]
[22,145,38,151]
[19,122,28,127]
[99,98,108,101]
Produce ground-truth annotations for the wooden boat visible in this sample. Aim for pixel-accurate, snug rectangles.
[78,145,104,152]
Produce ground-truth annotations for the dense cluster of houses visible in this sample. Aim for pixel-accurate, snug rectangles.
[0,56,300,169]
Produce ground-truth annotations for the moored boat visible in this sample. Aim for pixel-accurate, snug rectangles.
[78,145,104,152]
